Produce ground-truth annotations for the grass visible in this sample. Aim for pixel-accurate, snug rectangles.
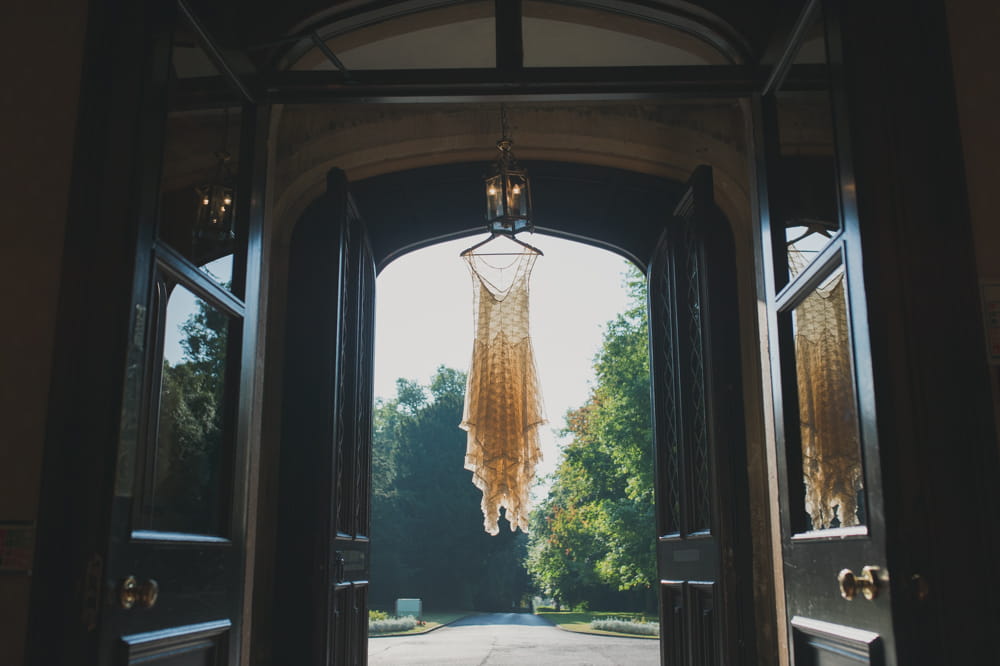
[535,610,659,639]
[369,611,472,637]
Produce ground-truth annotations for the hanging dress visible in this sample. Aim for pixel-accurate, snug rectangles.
[460,249,546,535]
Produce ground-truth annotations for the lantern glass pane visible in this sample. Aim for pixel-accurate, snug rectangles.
[507,173,529,218]
[485,174,504,222]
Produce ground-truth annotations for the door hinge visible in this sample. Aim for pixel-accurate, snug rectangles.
[82,553,103,632]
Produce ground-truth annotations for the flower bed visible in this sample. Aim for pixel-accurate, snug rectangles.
[590,617,659,636]
[369,615,418,634]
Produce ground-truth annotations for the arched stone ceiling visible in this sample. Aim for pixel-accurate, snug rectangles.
[267,101,754,256]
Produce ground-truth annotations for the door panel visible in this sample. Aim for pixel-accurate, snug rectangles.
[276,168,374,665]
[790,617,882,666]
[120,620,231,665]
[757,1,893,662]
[648,165,754,664]
[146,270,242,538]
[98,4,266,663]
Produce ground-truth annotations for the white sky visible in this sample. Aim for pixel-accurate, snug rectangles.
[374,234,637,485]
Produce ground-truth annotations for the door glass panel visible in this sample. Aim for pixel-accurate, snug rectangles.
[787,264,865,531]
[522,2,728,66]
[792,13,829,65]
[523,17,718,66]
[775,15,838,282]
[652,262,681,536]
[776,89,839,282]
[151,281,239,536]
[682,221,711,534]
[158,104,242,291]
[157,21,243,293]
[292,3,495,70]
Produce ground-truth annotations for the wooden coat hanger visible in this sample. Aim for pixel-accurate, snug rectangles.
[460,231,544,257]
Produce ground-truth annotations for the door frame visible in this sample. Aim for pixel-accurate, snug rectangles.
[29,0,1000,664]
[255,159,768,664]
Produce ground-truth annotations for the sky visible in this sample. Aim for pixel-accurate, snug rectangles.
[374,234,638,487]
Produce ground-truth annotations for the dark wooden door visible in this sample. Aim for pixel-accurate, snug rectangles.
[275,168,375,665]
[94,4,268,664]
[647,166,755,665]
[756,2,894,662]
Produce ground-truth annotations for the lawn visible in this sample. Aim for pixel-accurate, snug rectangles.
[369,611,472,637]
[534,610,659,639]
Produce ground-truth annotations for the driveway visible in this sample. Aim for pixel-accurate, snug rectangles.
[368,612,659,665]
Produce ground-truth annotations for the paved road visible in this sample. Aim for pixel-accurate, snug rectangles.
[368,612,659,665]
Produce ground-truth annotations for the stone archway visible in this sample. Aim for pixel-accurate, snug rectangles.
[268,102,753,249]
[255,106,779,655]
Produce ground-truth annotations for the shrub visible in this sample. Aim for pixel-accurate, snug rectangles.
[369,615,417,634]
[590,617,659,636]
[369,609,389,622]
[534,606,557,612]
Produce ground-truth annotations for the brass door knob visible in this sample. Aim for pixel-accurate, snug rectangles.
[838,565,880,601]
[119,575,159,609]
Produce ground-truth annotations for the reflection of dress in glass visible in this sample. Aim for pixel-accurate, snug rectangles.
[460,250,545,535]
[791,250,863,530]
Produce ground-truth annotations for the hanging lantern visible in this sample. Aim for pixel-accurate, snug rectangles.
[194,150,235,243]
[484,107,533,234]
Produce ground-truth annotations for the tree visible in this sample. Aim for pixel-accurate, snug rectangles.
[154,287,233,533]
[525,268,655,611]
[370,366,531,611]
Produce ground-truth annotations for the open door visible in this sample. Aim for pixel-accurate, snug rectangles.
[28,2,268,662]
[647,165,756,664]
[275,168,375,665]
[29,3,272,663]
[756,2,894,662]
[98,10,268,665]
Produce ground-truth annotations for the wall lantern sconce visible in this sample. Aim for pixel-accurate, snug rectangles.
[484,106,533,234]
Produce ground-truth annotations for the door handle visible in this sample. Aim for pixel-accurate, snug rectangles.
[334,551,346,584]
[837,565,881,601]
[119,575,159,609]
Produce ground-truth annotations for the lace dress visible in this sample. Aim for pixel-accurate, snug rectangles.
[460,249,546,535]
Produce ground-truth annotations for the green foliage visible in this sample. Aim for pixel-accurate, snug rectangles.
[154,291,231,531]
[526,267,656,611]
[535,610,658,636]
[179,298,229,384]
[368,609,389,622]
[370,366,531,611]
